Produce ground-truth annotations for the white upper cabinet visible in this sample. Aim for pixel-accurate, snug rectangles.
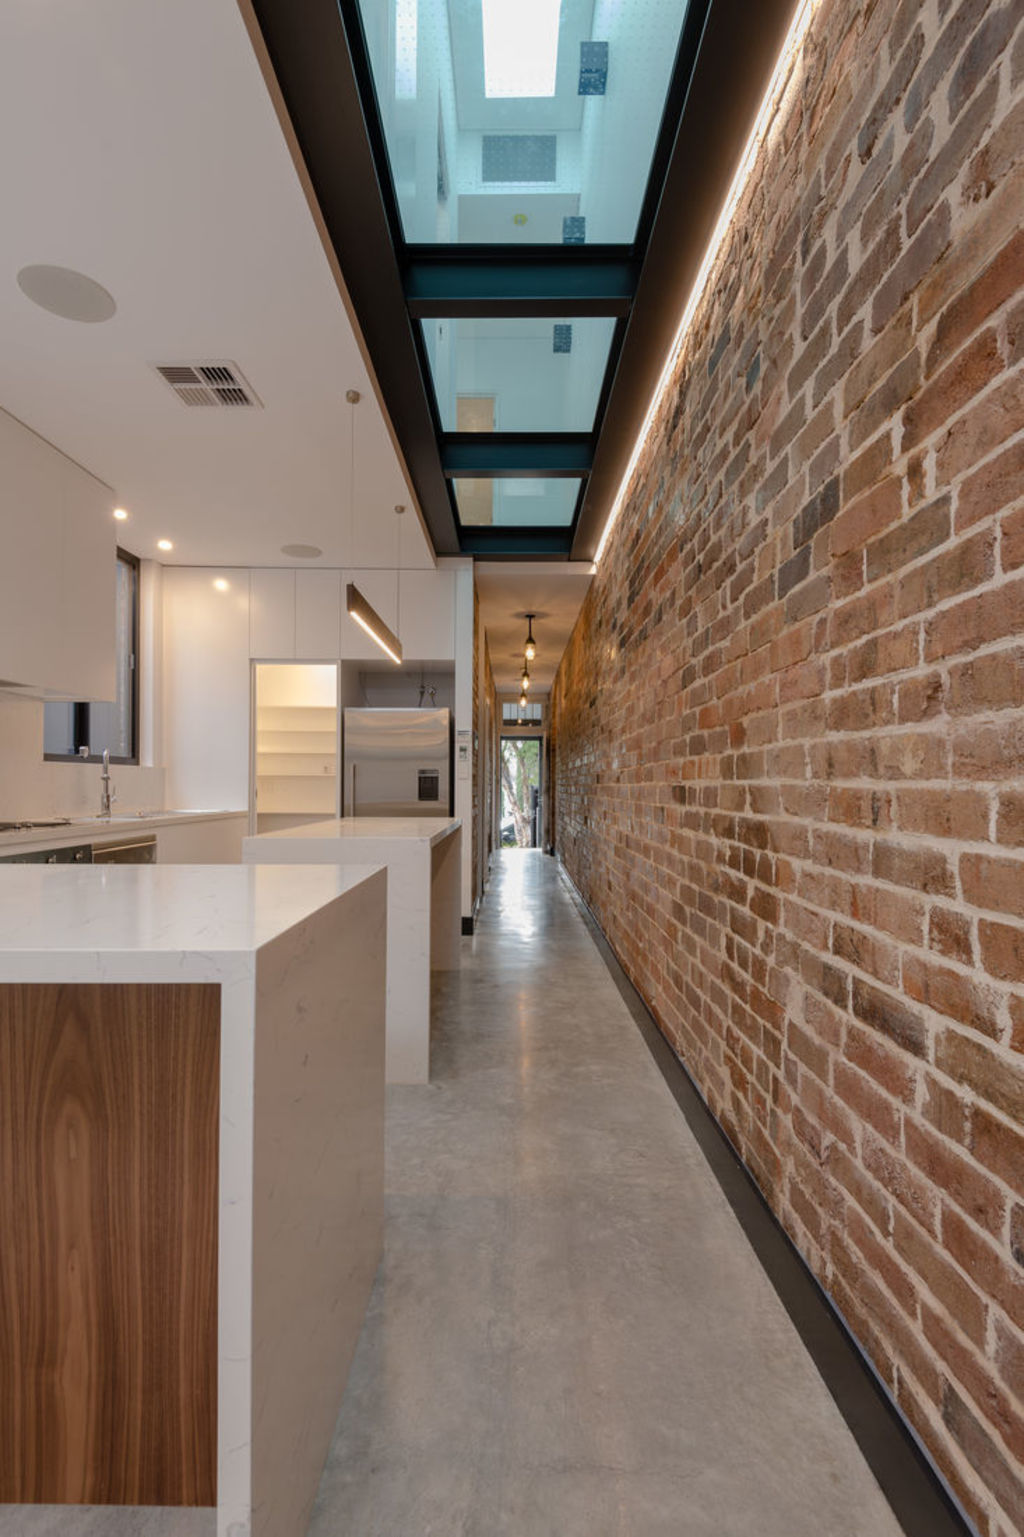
[241,565,452,663]
[250,569,296,658]
[0,409,115,701]
[295,570,342,660]
[398,569,455,660]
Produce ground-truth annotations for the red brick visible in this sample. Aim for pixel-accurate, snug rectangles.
[892,1209,988,1346]
[851,977,927,1057]
[830,477,903,559]
[903,330,1003,451]
[960,851,1024,919]
[928,906,974,967]
[941,1381,1024,1526]
[896,670,944,723]
[863,1129,938,1231]
[978,919,1024,983]
[917,158,1024,326]
[842,434,894,503]
[953,717,1024,781]
[834,1060,902,1144]
[935,1030,1024,1123]
[895,787,989,842]
[865,495,951,580]
[971,1103,1024,1195]
[904,1118,1006,1237]
[833,922,900,985]
[936,370,1024,486]
[846,625,920,684]
[965,89,1024,201]
[921,1303,1024,1469]
[903,952,1001,1036]
[996,791,1024,846]
[994,1315,1024,1401]
[844,1021,918,1103]
[872,839,955,897]
[895,526,995,621]
[924,576,1024,661]
[906,77,999,235]
[955,438,1024,534]
[872,201,952,332]
[927,230,1024,377]
[922,1072,970,1144]
[1003,503,1024,570]
[948,647,1024,715]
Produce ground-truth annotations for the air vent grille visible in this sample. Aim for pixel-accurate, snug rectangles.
[153,361,262,408]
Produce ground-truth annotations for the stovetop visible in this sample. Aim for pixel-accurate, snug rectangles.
[0,818,73,832]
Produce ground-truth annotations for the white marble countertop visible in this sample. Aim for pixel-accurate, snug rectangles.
[0,862,384,983]
[0,807,246,853]
[249,816,461,848]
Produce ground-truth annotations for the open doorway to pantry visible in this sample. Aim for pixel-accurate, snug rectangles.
[500,736,542,850]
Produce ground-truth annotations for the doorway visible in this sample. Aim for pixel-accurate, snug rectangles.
[500,735,542,849]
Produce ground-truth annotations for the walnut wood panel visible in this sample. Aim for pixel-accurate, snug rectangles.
[0,983,219,1505]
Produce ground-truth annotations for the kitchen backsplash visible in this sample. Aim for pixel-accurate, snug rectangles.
[0,692,165,820]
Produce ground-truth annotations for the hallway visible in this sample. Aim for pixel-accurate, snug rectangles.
[309,850,906,1536]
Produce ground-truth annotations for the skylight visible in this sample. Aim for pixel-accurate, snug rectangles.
[482,0,561,98]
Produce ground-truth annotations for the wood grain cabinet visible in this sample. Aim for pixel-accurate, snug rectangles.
[0,863,386,1537]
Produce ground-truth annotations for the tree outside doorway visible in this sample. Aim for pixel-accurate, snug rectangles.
[500,737,540,847]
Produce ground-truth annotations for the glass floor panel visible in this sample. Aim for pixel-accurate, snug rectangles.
[454,476,581,526]
[355,0,694,245]
[422,315,615,432]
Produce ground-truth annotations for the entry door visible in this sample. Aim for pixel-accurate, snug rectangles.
[499,735,542,849]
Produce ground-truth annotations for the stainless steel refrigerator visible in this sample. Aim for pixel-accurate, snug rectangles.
[343,708,453,817]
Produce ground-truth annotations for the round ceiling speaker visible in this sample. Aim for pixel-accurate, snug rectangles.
[280,543,323,559]
[17,264,117,323]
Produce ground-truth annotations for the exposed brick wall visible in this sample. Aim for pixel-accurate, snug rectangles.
[551,2,1024,1531]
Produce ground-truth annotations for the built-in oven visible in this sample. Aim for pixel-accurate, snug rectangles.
[0,842,93,865]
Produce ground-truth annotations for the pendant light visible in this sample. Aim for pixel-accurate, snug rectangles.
[524,613,537,662]
[344,392,404,663]
[520,664,530,692]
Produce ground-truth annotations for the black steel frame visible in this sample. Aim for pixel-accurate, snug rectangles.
[247,0,801,558]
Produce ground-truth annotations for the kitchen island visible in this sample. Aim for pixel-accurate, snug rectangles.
[244,817,461,1084]
[0,862,386,1537]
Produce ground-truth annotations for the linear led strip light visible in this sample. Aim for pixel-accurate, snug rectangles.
[594,0,823,564]
[347,583,403,664]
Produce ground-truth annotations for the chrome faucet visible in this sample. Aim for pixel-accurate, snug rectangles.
[100,748,114,818]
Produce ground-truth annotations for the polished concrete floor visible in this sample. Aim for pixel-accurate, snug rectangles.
[1,851,906,1537]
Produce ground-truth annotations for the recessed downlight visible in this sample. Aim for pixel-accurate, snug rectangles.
[280,543,323,559]
[16,264,117,323]
[157,539,173,551]
[213,578,230,592]
[113,507,128,521]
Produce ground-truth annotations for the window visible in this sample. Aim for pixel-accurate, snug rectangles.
[44,548,139,764]
[503,700,543,724]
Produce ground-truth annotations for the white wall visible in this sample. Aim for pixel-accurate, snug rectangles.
[162,567,252,811]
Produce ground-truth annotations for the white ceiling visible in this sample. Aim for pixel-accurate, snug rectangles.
[475,562,593,694]
[0,0,433,571]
